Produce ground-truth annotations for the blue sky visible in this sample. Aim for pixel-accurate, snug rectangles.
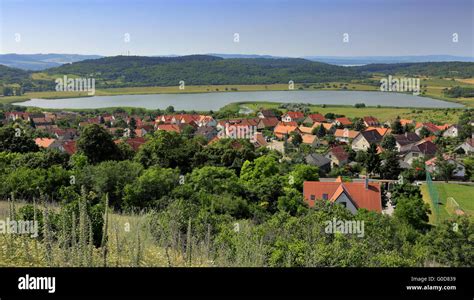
[0,0,472,57]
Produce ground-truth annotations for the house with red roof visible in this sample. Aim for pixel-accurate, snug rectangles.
[325,146,350,167]
[334,117,353,127]
[415,122,442,136]
[363,116,380,127]
[257,117,279,131]
[274,122,300,139]
[334,128,359,143]
[281,111,305,123]
[303,176,382,213]
[303,113,326,124]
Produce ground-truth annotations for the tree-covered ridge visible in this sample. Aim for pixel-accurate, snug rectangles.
[354,62,474,78]
[44,55,364,88]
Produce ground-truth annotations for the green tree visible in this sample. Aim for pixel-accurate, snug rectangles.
[288,164,319,191]
[365,143,380,176]
[391,117,403,134]
[380,150,401,179]
[394,196,431,232]
[380,134,396,151]
[0,126,39,153]
[77,124,120,164]
[123,166,180,210]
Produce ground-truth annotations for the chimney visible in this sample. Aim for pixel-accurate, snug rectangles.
[365,176,369,190]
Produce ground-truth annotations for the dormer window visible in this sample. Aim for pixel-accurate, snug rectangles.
[322,193,328,200]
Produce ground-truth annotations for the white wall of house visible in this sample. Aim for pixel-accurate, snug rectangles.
[442,126,458,138]
[351,135,369,151]
[334,192,358,214]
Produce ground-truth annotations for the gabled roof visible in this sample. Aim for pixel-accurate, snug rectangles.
[313,122,334,131]
[335,117,352,126]
[359,130,383,143]
[418,122,441,133]
[303,178,382,212]
[258,117,279,128]
[34,138,56,148]
[334,129,359,139]
[283,111,305,119]
[62,140,77,155]
[363,116,380,125]
[274,123,299,135]
[258,109,276,118]
[156,124,183,133]
[302,134,318,144]
[328,145,349,162]
[305,153,331,167]
[394,133,421,146]
[365,127,391,137]
[306,113,326,123]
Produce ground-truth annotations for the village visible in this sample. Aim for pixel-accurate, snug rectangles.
[3,106,473,215]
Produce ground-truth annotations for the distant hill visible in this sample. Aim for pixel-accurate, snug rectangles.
[0,65,30,84]
[1,55,473,93]
[45,55,363,88]
[0,53,103,71]
[353,62,474,78]
[304,55,474,66]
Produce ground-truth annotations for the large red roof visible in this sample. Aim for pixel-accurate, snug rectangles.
[303,179,382,212]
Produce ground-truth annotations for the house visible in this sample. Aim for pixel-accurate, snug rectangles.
[274,122,300,139]
[52,128,78,140]
[115,137,147,152]
[257,117,279,131]
[281,111,305,123]
[415,122,441,136]
[257,109,276,119]
[34,138,59,149]
[303,113,326,124]
[351,130,383,151]
[305,153,331,174]
[301,134,320,147]
[401,140,437,165]
[303,176,382,213]
[4,112,32,122]
[394,132,421,152]
[325,146,350,167]
[365,127,391,137]
[363,116,380,127]
[156,124,184,133]
[334,117,353,127]
[313,122,335,134]
[195,126,218,141]
[442,125,459,138]
[252,132,268,148]
[32,117,53,126]
[425,155,466,178]
[454,138,474,154]
[60,140,77,155]
[134,128,148,137]
[334,128,359,143]
[298,125,315,135]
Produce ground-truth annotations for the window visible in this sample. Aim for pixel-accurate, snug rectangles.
[339,202,346,207]
[310,195,315,200]
[322,193,328,200]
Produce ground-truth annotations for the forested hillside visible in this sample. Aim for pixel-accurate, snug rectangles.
[354,62,474,78]
[45,55,364,88]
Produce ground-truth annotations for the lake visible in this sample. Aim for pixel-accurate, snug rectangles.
[14,90,463,110]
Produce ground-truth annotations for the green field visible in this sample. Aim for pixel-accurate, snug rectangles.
[226,101,464,123]
[421,183,474,224]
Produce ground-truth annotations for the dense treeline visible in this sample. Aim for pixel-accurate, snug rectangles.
[444,86,474,98]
